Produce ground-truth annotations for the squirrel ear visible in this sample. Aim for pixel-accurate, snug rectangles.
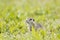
[33,19,35,21]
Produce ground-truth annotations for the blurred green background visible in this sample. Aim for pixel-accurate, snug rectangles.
[0,0,60,40]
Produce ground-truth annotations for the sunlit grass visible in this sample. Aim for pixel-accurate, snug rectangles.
[0,0,60,40]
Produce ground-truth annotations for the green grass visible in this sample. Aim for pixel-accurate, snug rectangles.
[0,0,60,40]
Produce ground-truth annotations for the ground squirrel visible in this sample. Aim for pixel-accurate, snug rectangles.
[26,18,44,31]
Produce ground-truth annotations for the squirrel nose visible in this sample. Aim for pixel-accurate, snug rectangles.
[26,20,28,23]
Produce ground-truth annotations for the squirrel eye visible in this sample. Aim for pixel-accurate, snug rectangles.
[29,19,32,21]
[29,18,35,21]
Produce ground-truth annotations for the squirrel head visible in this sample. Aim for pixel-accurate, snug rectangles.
[26,18,35,24]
